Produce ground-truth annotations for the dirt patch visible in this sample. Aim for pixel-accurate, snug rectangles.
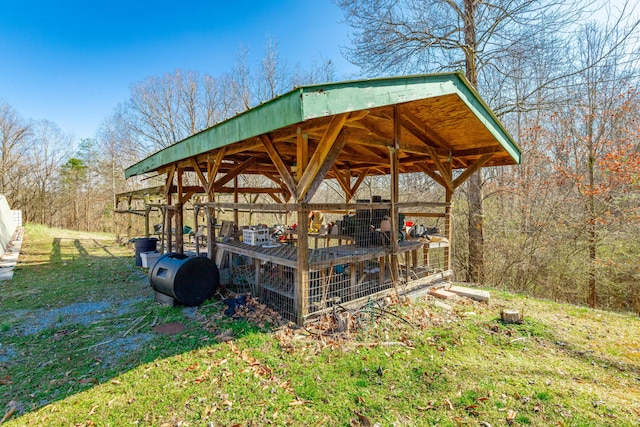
[152,322,186,335]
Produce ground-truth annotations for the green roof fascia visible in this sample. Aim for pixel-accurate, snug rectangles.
[125,72,520,179]
[297,71,521,164]
[125,89,304,178]
[448,71,522,164]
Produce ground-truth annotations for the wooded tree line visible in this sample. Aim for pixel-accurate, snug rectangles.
[1,1,639,312]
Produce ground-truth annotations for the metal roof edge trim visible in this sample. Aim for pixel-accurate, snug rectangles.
[125,72,521,179]
[125,89,304,178]
[451,71,522,164]
[298,72,463,120]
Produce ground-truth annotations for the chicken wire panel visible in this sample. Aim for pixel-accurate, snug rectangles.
[211,204,451,321]
[259,263,296,322]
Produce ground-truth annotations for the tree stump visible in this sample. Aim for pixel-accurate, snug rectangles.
[501,309,523,324]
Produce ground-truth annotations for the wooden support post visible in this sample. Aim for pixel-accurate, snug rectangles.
[206,206,216,261]
[175,202,184,255]
[254,258,262,296]
[350,262,357,299]
[194,205,200,256]
[234,177,239,226]
[144,205,151,237]
[166,208,173,253]
[444,161,453,272]
[389,105,401,296]
[295,205,310,325]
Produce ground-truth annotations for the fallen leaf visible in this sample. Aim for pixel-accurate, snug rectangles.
[417,403,436,411]
[0,407,16,424]
[444,399,454,410]
[289,398,309,406]
[0,376,12,385]
[185,362,199,372]
[507,409,516,425]
[354,410,371,426]
[79,378,97,385]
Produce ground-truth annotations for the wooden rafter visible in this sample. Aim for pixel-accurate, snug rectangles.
[297,112,349,201]
[212,157,258,191]
[164,165,176,198]
[400,106,451,150]
[425,145,453,191]
[260,134,298,200]
[190,158,208,189]
[453,154,493,189]
[296,128,308,182]
[206,147,227,196]
[357,115,392,140]
[331,164,352,199]
[417,163,448,189]
[303,128,349,203]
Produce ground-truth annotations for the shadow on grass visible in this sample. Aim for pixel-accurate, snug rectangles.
[1,235,260,419]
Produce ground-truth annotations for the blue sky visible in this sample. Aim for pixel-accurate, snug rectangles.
[0,0,359,140]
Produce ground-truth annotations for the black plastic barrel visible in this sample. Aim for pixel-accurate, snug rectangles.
[149,253,219,306]
[134,237,158,266]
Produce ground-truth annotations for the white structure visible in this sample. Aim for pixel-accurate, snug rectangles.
[0,195,17,257]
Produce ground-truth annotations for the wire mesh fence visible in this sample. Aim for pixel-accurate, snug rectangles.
[213,202,452,322]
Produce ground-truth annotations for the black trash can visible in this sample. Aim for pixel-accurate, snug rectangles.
[134,237,158,266]
[149,253,219,306]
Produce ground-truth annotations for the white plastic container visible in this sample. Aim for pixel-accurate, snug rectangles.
[141,251,161,268]
[242,228,269,246]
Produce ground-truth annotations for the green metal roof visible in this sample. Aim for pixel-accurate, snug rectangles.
[125,71,520,179]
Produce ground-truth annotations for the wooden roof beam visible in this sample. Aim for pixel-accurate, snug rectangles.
[260,134,299,200]
[302,128,349,203]
[453,154,493,189]
[212,157,258,191]
[297,113,349,202]
[417,163,448,189]
[400,106,451,150]
[206,148,227,196]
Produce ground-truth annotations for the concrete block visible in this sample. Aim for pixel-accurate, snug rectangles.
[448,285,490,302]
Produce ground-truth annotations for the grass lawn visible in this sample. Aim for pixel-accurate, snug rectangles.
[1,224,639,426]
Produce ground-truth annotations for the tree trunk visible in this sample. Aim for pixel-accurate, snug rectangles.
[464,0,484,283]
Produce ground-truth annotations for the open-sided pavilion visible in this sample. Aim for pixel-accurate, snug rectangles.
[124,72,520,323]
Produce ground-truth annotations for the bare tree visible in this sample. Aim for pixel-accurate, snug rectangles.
[27,120,73,226]
[126,70,229,153]
[333,0,636,282]
[0,102,31,204]
[254,34,290,103]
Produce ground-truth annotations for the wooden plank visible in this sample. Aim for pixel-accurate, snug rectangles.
[331,165,352,199]
[429,288,457,299]
[164,165,176,199]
